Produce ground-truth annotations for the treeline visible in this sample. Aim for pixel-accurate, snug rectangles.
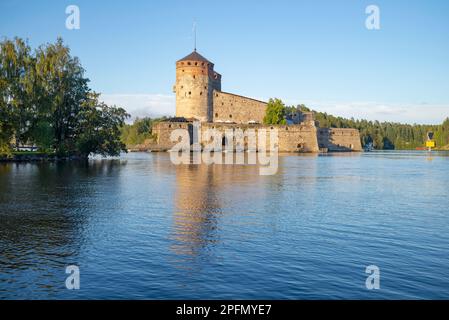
[0,37,129,158]
[121,117,166,147]
[297,105,449,150]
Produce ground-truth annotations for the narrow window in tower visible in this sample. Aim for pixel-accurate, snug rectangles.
[215,113,218,117]
[195,62,198,66]
[204,86,207,89]
[188,62,191,65]
[229,114,232,118]
[200,92,202,96]
[193,75,195,79]
[188,91,191,95]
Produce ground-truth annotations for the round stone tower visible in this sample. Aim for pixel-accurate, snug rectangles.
[174,50,221,122]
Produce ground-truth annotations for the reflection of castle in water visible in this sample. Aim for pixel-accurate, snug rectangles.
[171,165,220,257]
[170,156,263,258]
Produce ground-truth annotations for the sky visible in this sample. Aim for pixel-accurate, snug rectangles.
[1,0,448,124]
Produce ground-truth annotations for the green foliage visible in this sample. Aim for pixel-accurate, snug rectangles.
[33,37,90,155]
[0,85,12,156]
[0,141,12,158]
[0,37,129,158]
[297,104,310,112]
[263,98,287,125]
[76,93,129,157]
[120,117,165,147]
[0,37,35,149]
[30,120,53,151]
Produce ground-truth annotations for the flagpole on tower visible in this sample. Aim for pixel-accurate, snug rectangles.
[193,20,197,51]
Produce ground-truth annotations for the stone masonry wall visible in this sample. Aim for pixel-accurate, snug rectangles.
[153,122,192,150]
[317,128,362,151]
[152,122,319,152]
[276,125,319,152]
[201,123,318,152]
[213,91,267,124]
[174,60,221,122]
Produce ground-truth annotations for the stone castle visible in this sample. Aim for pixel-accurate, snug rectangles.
[151,50,362,152]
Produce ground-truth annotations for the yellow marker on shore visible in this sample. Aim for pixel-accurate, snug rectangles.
[426,132,436,151]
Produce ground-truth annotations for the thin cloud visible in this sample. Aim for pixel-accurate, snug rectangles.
[100,94,175,122]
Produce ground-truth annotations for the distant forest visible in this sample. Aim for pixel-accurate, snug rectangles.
[297,105,449,150]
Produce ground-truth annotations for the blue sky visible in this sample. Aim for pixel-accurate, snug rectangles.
[1,0,448,123]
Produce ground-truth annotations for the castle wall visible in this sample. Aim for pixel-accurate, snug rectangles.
[277,125,319,152]
[152,122,319,152]
[212,91,267,124]
[153,122,192,150]
[317,128,362,151]
[167,50,362,154]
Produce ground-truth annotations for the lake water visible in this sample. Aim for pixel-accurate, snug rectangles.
[1,151,449,299]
